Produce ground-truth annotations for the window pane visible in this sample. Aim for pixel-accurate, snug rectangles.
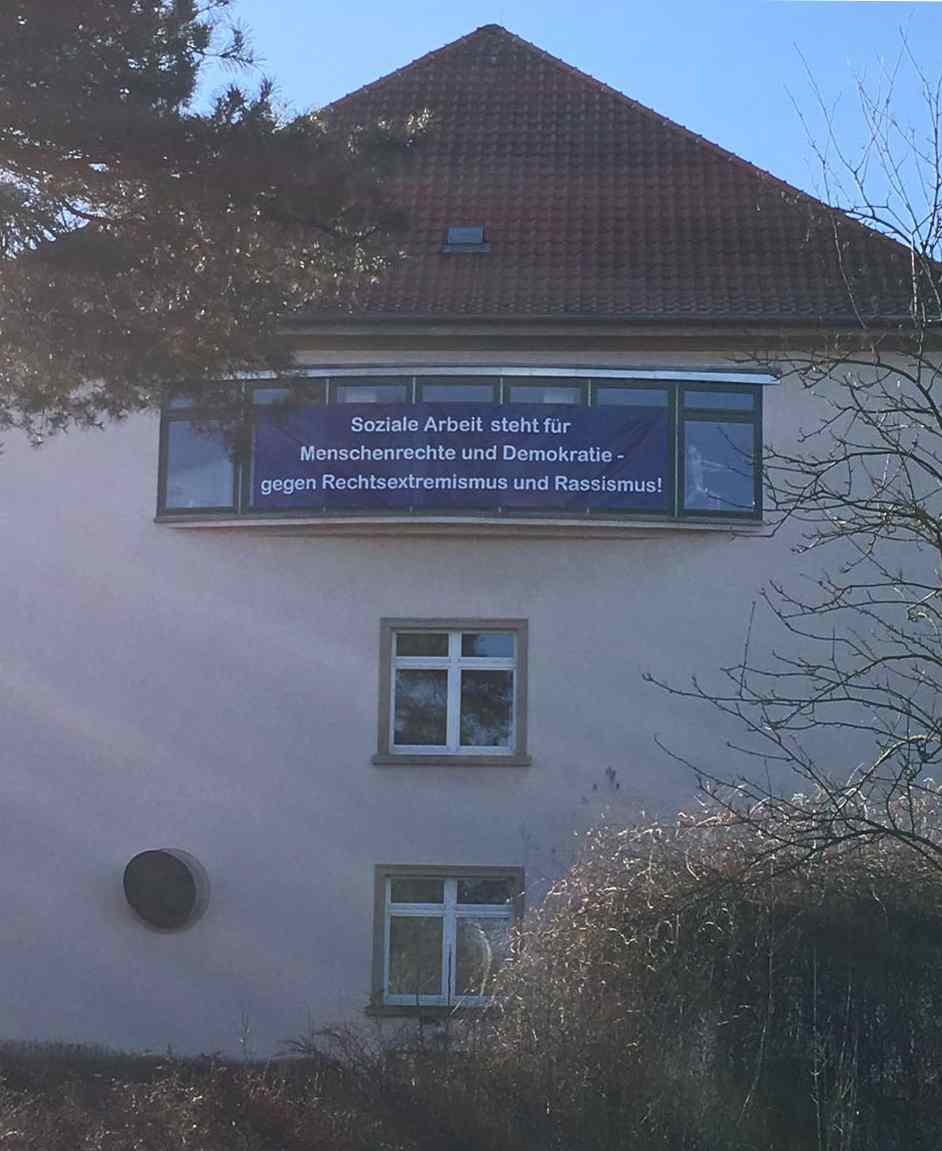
[253,383,323,407]
[164,422,234,509]
[388,916,443,997]
[396,632,449,657]
[421,380,496,403]
[390,878,444,904]
[395,669,448,745]
[457,877,514,905]
[461,632,514,659]
[253,387,293,405]
[684,420,756,513]
[460,670,513,747]
[595,386,668,407]
[455,917,511,996]
[508,383,582,404]
[683,390,755,411]
[334,379,409,403]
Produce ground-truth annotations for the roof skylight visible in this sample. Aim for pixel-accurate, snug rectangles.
[443,225,489,253]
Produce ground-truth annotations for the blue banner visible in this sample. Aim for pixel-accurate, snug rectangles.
[251,403,672,513]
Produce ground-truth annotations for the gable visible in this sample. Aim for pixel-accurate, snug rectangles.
[313,25,913,325]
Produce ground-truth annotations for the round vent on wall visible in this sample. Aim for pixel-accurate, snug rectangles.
[123,849,209,931]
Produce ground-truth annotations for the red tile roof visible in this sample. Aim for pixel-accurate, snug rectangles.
[311,24,913,325]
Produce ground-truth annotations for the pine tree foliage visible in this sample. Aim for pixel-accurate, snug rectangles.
[0,1,416,440]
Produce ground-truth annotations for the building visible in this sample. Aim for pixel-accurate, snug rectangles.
[0,25,912,1055]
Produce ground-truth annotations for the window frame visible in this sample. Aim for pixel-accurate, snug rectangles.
[678,383,764,520]
[374,619,530,767]
[416,375,500,403]
[505,377,589,405]
[243,380,326,512]
[156,369,770,523]
[370,864,525,1015]
[157,403,239,516]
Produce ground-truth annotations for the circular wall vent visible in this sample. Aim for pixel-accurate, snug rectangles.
[123,849,209,931]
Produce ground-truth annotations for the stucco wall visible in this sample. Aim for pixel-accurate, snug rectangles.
[0,348,818,1055]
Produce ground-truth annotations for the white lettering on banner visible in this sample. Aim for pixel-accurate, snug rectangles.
[301,444,458,463]
[504,444,614,463]
[258,473,665,497]
[320,474,510,492]
[554,476,663,494]
[423,415,485,433]
[489,416,541,433]
[259,477,319,497]
[254,403,672,509]
[350,415,420,433]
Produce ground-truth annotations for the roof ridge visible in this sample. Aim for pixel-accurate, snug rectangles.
[326,24,822,208]
[505,26,917,261]
[485,26,856,225]
[322,24,501,114]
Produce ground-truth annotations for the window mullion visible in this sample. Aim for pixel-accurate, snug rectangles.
[447,633,461,750]
[447,667,460,751]
[458,657,514,670]
[445,880,457,1001]
[389,655,398,750]
[384,880,392,999]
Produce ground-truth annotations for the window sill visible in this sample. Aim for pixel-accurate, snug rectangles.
[372,753,532,768]
[156,512,767,539]
[365,1002,496,1020]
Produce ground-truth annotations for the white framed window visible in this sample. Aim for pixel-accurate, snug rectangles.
[375,619,529,765]
[373,868,523,1009]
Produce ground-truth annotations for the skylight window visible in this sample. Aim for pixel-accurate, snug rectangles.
[442,225,489,253]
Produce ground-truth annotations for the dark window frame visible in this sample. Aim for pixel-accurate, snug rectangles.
[157,374,765,523]
[243,380,326,512]
[678,383,763,520]
[157,403,240,517]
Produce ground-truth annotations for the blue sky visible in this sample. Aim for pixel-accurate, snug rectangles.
[204,1,942,203]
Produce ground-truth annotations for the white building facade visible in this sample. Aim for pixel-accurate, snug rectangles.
[0,26,913,1054]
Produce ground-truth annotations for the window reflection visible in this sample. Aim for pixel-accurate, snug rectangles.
[461,632,514,658]
[390,878,444,904]
[165,422,234,509]
[396,633,449,657]
[683,390,754,411]
[684,421,755,513]
[457,878,514,904]
[596,387,668,407]
[388,917,443,997]
[455,918,511,996]
[394,669,448,745]
[334,380,409,403]
[460,669,513,747]
[508,384,582,404]
[421,381,496,403]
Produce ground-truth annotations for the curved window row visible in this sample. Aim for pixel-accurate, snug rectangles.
[158,372,764,520]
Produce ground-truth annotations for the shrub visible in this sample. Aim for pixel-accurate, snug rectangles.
[6,803,942,1150]
[467,806,942,1150]
[0,1045,414,1151]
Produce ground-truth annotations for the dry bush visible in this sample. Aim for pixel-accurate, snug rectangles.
[0,1047,414,1151]
[285,801,942,1151]
[463,803,942,1150]
[6,805,942,1151]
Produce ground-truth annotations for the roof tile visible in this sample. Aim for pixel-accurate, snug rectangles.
[315,25,914,324]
